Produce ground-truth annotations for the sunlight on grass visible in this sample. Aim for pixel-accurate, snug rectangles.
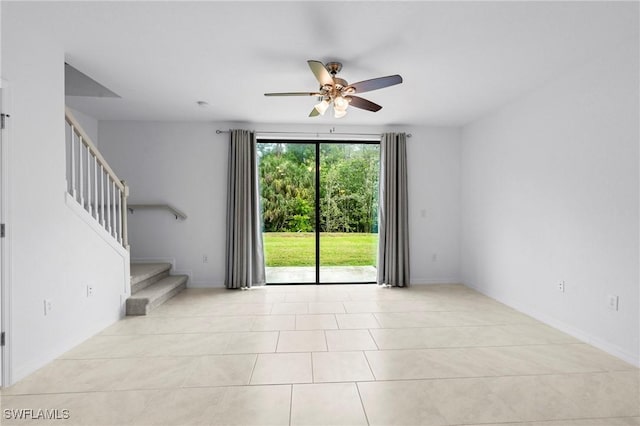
[263,232,378,267]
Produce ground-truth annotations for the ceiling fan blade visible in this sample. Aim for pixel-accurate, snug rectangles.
[307,60,334,86]
[346,96,382,112]
[348,75,403,94]
[264,92,322,96]
[309,107,320,117]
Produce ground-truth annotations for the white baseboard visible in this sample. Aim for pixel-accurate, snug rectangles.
[188,281,225,288]
[411,277,461,285]
[465,282,640,368]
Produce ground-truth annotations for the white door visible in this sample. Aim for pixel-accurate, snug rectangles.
[0,87,4,387]
[0,85,9,387]
[0,83,13,388]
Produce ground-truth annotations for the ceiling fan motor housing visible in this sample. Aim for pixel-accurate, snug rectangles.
[333,77,348,90]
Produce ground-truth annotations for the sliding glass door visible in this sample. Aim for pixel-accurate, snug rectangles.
[258,140,379,284]
[258,142,316,284]
[319,144,379,283]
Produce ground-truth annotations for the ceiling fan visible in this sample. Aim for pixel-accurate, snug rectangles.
[264,60,403,118]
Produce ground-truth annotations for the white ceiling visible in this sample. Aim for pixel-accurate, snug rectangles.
[10,1,638,126]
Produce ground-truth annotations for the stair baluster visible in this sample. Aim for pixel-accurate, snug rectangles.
[65,107,129,250]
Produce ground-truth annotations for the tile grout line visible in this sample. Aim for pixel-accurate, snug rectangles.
[367,328,380,350]
[5,370,634,398]
[143,313,532,320]
[54,340,620,362]
[247,353,260,385]
[362,350,377,381]
[355,382,371,426]
[288,384,293,426]
[372,312,383,328]
[45,360,634,382]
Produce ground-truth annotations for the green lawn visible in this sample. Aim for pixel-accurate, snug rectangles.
[263,232,378,267]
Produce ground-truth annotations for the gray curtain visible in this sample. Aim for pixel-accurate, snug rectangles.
[377,132,410,287]
[225,130,265,289]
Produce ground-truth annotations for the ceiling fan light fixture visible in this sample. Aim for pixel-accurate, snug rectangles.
[333,95,349,112]
[314,99,330,115]
[334,108,347,119]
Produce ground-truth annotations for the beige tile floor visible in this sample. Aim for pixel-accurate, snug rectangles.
[2,284,639,426]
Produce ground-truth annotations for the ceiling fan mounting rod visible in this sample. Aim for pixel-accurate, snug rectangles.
[325,61,342,76]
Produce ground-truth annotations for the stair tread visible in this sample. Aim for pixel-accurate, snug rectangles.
[130,263,172,285]
[129,275,188,300]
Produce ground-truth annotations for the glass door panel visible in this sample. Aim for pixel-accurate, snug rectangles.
[319,143,379,283]
[258,142,316,284]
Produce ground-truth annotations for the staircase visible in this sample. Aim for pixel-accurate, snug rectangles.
[126,263,188,315]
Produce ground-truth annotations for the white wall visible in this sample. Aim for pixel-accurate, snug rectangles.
[461,39,639,365]
[99,121,225,285]
[99,122,461,286]
[406,127,460,284]
[3,4,128,384]
[67,107,99,146]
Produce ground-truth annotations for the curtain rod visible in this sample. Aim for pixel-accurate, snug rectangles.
[215,129,412,138]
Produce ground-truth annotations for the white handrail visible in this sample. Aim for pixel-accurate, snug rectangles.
[65,107,129,250]
[66,108,124,192]
[128,204,187,220]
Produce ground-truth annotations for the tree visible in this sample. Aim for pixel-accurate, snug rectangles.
[258,142,379,233]
[259,144,315,232]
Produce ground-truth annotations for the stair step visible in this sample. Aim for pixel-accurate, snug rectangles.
[130,262,172,293]
[126,275,188,316]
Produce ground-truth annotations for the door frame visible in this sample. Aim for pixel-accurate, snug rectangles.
[0,81,12,386]
[257,138,380,285]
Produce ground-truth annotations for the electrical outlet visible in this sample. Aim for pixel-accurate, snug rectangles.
[86,285,94,297]
[558,281,565,292]
[44,299,53,316]
[202,255,209,264]
[607,295,619,311]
